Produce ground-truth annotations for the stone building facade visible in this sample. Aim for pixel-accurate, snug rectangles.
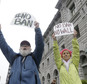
[0,76,1,83]
[39,0,87,84]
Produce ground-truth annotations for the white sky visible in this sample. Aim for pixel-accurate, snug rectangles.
[0,0,58,83]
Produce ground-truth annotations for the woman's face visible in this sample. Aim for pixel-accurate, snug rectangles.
[62,50,71,61]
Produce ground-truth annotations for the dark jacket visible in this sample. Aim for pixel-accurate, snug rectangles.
[0,28,44,84]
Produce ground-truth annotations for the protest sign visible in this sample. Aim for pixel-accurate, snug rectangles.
[54,22,74,36]
[11,12,36,28]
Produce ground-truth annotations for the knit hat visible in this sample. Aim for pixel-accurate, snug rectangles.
[60,49,72,58]
[20,40,31,46]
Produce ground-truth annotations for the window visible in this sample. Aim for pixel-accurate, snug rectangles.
[69,3,75,16]
[74,25,80,38]
[47,58,49,66]
[82,8,85,14]
[47,73,50,84]
[61,44,65,50]
[42,76,45,84]
[86,2,87,7]
[53,69,59,84]
[42,63,44,69]
[47,42,49,50]
[46,39,50,52]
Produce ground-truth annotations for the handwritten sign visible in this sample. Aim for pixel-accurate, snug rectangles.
[54,22,74,36]
[11,12,36,28]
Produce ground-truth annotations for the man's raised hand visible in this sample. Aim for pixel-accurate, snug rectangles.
[34,21,39,28]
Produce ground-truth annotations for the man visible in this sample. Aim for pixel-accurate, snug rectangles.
[0,21,44,84]
[52,30,82,84]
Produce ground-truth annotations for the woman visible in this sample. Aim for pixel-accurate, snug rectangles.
[52,30,82,84]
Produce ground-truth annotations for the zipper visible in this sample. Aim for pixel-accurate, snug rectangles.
[20,62,22,84]
[20,57,26,84]
[22,57,26,69]
[20,57,25,84]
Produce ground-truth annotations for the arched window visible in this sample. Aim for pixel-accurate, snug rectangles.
[42,76,45,84]
[47,73,50,84]
[42,63,44,69]
[47,58,49,66]
[53,69,59,84]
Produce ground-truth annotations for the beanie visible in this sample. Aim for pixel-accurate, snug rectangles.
[60,49,72,58]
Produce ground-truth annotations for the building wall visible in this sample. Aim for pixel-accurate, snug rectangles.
[40,0,87,84]
[0,76,1,84]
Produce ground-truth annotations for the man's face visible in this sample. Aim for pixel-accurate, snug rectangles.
[62,50,71,61]
[19,45,31,56]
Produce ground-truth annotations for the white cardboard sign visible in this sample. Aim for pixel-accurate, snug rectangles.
[11,12,36,28]
[54,22,74,36]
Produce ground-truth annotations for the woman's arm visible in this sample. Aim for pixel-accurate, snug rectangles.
[72,30,80,70]
[52,34,62,70]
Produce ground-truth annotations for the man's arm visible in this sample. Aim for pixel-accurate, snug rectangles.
[33,22,44,67]
[0,24,16,65]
